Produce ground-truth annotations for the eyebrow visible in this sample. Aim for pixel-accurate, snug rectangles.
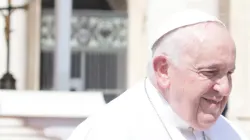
[196,63,235,71]
[196,63,222,69]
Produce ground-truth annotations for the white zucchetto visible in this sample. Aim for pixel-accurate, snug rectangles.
[148,9,225,51]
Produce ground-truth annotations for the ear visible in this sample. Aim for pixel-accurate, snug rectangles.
[153,55,170,89]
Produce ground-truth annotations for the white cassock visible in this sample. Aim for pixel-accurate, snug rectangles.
[67,78,248,140]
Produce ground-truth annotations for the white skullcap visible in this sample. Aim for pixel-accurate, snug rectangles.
[149,9,225,51]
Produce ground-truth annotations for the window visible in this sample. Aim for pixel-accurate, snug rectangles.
[40,50,126,93]
[85,52,117,90]
[40,51,54,90]
[40,51,83,90]
[71,51,81,78]
[40,10,127,94]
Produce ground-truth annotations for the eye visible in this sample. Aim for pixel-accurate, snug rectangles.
[200,70,219,77]
[227,71,234,75]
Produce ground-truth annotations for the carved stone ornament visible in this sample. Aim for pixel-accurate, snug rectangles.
[41,11,128,49]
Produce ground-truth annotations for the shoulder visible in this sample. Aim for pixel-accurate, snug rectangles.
[67,80,149,140]
[67,114,128,140]
[207,115,249,140]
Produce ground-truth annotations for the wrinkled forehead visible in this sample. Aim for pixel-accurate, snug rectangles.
[190,22,235,52]
[181,23,236,68]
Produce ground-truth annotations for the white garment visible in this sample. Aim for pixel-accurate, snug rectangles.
[67,78,249,140]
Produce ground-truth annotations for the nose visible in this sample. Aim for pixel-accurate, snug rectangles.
[213,75,231,96]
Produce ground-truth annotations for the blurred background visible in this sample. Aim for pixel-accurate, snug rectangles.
[0,0,249,139]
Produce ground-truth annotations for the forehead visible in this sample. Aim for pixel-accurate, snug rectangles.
[181,23,236,68]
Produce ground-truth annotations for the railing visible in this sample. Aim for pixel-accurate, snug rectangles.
[41,10,128,49]
[40,10,128,93]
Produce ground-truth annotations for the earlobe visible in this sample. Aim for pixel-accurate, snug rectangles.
[161,76,170,88]
[159,73,170,89]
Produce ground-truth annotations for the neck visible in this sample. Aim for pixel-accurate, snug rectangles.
[145,78,191,130]
[149,78,170,103]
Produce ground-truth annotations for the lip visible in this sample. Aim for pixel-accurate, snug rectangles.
[203,97,222,104]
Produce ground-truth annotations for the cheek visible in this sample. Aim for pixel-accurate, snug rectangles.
[191,75,215,93]
[169,70,214,105]
[185,79,214,98]
[170,77,202,107]
[183,80,216,111]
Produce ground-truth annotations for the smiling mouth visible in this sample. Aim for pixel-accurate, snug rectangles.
[203,98,221,104]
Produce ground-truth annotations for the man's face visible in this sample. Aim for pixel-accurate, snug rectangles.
[157,23,236,130]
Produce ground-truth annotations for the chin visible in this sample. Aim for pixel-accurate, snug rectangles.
[195,113,219,130]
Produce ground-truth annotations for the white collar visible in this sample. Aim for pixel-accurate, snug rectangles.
[145,78,195,131]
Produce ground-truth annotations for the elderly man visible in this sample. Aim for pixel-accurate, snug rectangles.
[67,10,248,140]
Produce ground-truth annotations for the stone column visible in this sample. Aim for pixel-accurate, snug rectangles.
[0,0,28,90]
[229,1,250,135]
[53,0,72,90]
[26,0,41,90]
[229,0,250,120]
[219,0,230,28]
[127,0,149,88]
